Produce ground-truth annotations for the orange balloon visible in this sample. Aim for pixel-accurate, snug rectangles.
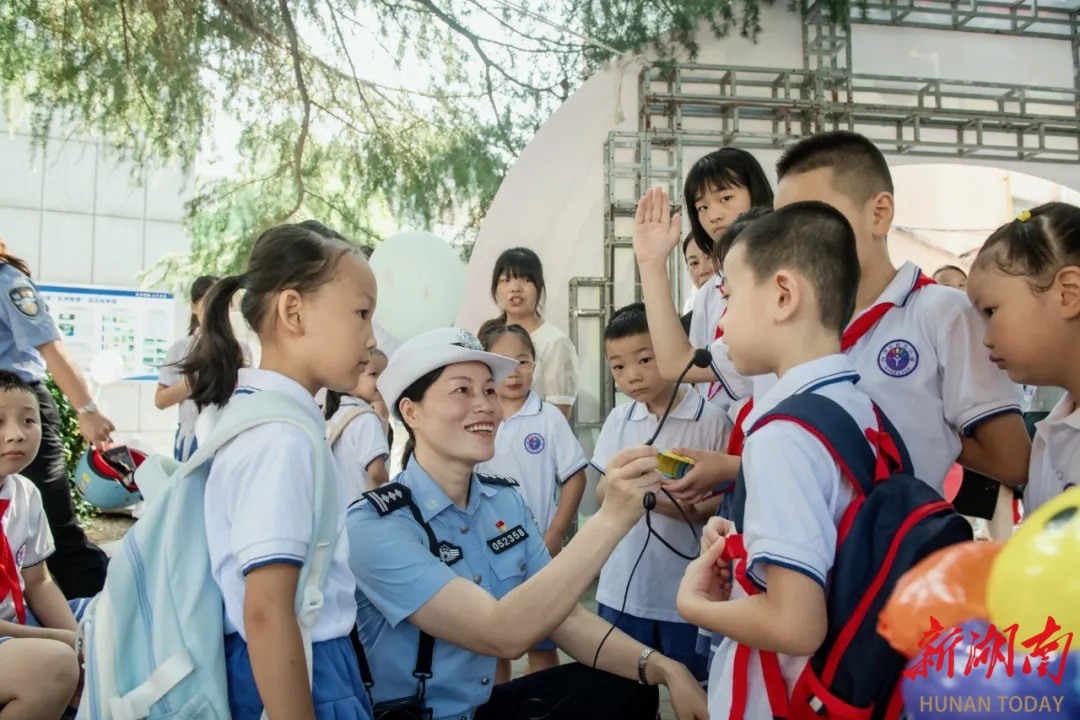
[877,541,1003,658]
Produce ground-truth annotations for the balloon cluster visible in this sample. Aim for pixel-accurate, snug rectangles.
[878,487,1080,719]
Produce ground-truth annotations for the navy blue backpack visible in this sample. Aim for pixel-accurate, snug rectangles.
[721,393,973,720]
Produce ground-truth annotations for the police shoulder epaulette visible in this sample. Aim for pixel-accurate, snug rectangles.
[360,482,413,516]
[476,473,518,487]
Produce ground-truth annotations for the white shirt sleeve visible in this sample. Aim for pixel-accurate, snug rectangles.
[688,287,711,349]
[219,425,319,573]
[20,482,55,567]
[157,338,188,387]
[548,410,588,484]
[341,413,391,471]
[935,298,1024,434]
[540,334,579,407]
[741,423,847,589]
[708,337,751,402]
[589,409,619,474]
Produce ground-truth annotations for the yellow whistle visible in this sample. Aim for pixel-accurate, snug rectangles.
[657,451,695,480]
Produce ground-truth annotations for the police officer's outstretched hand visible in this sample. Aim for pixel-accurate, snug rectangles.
[78,410,116,448]
[665,662,709,719]
[598,445,662,530]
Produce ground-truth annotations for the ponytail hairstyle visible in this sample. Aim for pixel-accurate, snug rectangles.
[187,275,220,336]
[397,366,447,469]
[480,323,536,359]
[685,148,775,254]
[490,247,546,322]
[181,224,358,409]
[973,203,1080,292]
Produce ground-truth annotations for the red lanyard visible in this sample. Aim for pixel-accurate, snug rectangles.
[0,499,26,624]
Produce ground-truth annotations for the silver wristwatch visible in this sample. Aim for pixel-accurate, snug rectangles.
[76,402,99,416]
[637,647,655,685]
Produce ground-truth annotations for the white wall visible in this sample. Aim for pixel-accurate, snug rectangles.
[0,112,194,456]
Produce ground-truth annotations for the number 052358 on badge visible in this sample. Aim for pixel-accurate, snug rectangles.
[656,451,694,480]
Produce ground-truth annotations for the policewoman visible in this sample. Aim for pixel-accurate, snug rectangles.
[0,245,114,599]
[346,327,708,720]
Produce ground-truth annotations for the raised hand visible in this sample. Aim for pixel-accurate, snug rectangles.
[632,186,683,265]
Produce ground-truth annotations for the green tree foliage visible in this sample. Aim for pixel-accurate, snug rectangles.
[44,375,95,522]
[0,0,823,282]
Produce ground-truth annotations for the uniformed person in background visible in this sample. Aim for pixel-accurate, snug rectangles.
[346,327,708,720]
[0,243,114,599]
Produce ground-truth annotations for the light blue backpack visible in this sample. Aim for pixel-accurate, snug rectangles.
[77,391,342,720]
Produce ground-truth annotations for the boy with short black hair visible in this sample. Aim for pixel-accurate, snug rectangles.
[770,131,1028,493]
[673,200,875,719]
[0,370,83,719]
[592,303,729,684]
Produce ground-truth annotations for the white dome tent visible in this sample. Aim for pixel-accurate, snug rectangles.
[457,0,1080,511]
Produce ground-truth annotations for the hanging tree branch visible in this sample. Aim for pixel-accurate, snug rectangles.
[277,0,311,218]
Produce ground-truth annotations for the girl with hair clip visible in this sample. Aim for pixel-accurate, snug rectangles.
[347,327,708,720]
[478,323,588,681]
[967,203,1080,517]
[0,239,113,599]
[325,348,391,504]
[156,275,252,462]
[490,247,578,421]
[181,224,376,720]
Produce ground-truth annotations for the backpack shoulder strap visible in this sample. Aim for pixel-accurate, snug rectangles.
[181,391,340,709]
[751,393,877,497]
[327,405,374,447]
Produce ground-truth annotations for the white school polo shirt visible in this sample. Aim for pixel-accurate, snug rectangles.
[687,275,753,413]
[530,323,579,408]
[591,387,729,623]
[1026,393,1080,515]
[203,368,356,643]
[744,263,1022,494]
[0,474,53,623]
[329,397,390,506]
[477,391,588,533]
[708,354,874,720]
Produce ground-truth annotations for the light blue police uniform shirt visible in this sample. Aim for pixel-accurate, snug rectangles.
[347,461,551,720]
[0,264,60,382]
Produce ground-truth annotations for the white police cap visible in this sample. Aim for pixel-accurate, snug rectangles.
[377,327,518,421]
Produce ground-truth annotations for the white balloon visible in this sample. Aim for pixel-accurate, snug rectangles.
[89,350,126,386]
[370,231,466,341]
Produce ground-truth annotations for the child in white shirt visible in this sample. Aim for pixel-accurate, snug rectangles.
[0,370,85,718]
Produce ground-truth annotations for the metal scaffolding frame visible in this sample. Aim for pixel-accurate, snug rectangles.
[570,0,1080,433]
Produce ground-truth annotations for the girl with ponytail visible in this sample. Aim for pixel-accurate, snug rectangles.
[156,275,251,461]
[181,224,377,720]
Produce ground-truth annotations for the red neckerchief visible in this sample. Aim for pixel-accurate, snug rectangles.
[841,273,936,352]
[0,499,27,624]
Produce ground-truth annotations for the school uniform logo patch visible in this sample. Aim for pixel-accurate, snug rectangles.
[524,433,545,454]
[487,524,528,554]
[8,286,40,317]
[437,541,463,566]
[878,340,918,378]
